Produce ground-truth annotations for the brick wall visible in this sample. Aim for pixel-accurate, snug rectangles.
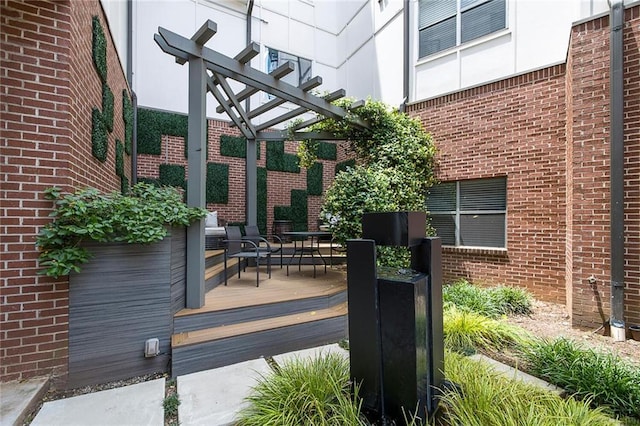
[566,6,640,328]
[137,121,349,233]
[408,65,568,303]
[1,0,131,384]
[407,5,640,329]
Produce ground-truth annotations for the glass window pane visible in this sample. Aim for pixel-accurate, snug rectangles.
[426,182,456,212]
[419,16,456,57]
[461,0,506,43]
[460,213,505,247]
[419,0,456,29]
[459,177,506,211]
[429,214,456,245]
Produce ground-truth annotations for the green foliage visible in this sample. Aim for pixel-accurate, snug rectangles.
[91,107,108,162]
[237,353,365,426]
[267,140,300,173]
[102,82,114,132]
[291,190,308,231]
[520,338,640,419]
[115,139,124,177]
[274,206,292,221]
[137,177,160,187]
[120,175,129,195]
[257,167,267,234]
[163,392,180,417]
[220,134,260,159]
[317,142,337,160]
[206,162,229,204]
[137,108,188,156]
[307,162,323,196]
[122,90,133,155]
[442,351,619,426]
[443,306,529,354]
[36,184,206,278]
[296,139,318,169]
[321,166,397,246]
[91,16,107,82]
[311,100,437,266]
[335,159,355,175]
[158,164,185,188]
[443,279,533,318]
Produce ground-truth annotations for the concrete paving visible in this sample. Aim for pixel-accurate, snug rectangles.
[177,358,271,426]
[30,378,165,426]
[272,342,349,366]
[0,377,49,426]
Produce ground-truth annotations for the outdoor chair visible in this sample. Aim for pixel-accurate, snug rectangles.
[223,226,271,287]
[243,225,284,268]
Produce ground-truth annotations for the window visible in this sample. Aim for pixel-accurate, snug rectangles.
[266,48,312,88]
[426,177,506,248]
[418,0,506,58]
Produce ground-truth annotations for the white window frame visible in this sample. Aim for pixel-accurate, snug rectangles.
[265,47,312,99]
[418,0,507,58]
[427,177,507,248]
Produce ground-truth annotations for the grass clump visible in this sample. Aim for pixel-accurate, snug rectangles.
[443,306,530,354]
[520,338,640,420]
[237,353,366,426]
[441,351,619,426]
[443,279,532,318]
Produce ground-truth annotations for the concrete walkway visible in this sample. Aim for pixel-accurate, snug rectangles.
[2,346,562,425]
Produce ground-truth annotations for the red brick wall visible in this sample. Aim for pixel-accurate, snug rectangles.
[407,5,640,329]
[137,121,349,233]
[408,65,568,303]
[1,0,131,384]
[566,7,640,329]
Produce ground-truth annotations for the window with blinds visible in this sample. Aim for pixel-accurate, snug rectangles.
[426,177,507,248]
[266,48,312,88]
[419,0,506,58]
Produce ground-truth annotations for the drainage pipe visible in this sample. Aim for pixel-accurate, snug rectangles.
[609,0,625,341]
[400,0,410,112]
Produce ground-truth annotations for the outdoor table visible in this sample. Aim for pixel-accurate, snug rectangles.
[282,231,332,278]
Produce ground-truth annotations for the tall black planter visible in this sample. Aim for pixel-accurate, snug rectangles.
[68,227,186,388]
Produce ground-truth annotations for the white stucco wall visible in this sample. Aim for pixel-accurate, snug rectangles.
[412,0,613,102]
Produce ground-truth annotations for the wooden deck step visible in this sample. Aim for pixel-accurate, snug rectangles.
[173,302,347,348]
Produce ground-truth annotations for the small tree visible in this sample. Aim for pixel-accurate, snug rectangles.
[298,100,437,266]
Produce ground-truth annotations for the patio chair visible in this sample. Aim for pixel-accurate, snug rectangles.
[243,225,284,268]
[223,226,271,287]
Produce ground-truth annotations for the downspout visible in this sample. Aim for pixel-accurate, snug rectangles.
[609,0,625,341]
[127,0,137,184]
[400,0,410,112]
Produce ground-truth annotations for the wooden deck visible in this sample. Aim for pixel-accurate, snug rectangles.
[170,255,349,376]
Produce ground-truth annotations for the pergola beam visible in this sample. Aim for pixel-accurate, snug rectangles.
[234,42,260,64]
[247,76,323,119]
[157,25,368,128]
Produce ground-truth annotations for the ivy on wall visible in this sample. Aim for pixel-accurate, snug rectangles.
[317,142,337,160]
[137,108,188,156]
[122,90,133,155]
[257,167,267,234]
[206,162,229,204]
[307,162,323,196]
[120,176,129,195]
[102,82,114,132]
[91,108,108,163]
[159,164,186,188]
[266,140,300,173]
[335,159,355,175]
[273,189,308,232]
[115,139,125,177]
[220,134,261,159]
[92,16,107,83]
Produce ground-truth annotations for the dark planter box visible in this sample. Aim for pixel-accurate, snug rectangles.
[362,211,426,247]
[68,227,186,388]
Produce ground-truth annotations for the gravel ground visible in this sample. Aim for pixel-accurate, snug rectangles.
[505,299,640,366]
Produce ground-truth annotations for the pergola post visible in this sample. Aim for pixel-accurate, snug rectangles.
[246,138,258,227]
[185,55,207,308]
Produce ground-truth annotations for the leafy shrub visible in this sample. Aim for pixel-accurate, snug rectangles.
[237,353,365,426]
[442,351,619,426]
[37,183,206,278]
[443,306,529,354]
[520,338,640,420]
[444,279,532,318]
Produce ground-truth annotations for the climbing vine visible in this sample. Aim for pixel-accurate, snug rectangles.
[296,99,437,266]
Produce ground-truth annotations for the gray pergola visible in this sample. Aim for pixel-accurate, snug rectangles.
[155,20,367,308]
